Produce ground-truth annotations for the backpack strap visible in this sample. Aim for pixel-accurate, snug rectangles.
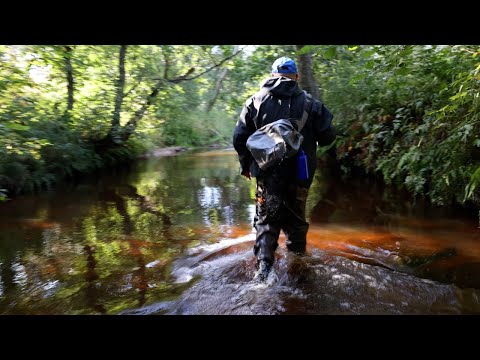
[252,89,313,132]
[296,91,313,132]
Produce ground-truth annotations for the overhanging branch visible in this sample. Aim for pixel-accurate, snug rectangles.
[153,45,247,83]
[177,45,246,81]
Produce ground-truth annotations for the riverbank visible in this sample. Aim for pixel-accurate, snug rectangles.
[140,146,190,158]
[140,144,234,158]
[0,145,227,202]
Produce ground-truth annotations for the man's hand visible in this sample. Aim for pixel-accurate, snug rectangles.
[241,170,251,180]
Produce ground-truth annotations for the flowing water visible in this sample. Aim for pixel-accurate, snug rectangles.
[1,149,480,315]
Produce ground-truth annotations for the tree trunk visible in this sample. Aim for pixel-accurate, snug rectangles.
[206,45,239,113]
[64,46,74,113]
[206,67,228,113]
[109,45,127,141]
[120,80,162,142]
[295,45,319,98]
[96,47,244,148]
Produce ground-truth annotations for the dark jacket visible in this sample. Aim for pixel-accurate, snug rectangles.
[233,76,336,188]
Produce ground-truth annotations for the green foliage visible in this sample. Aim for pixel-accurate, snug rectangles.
[0,45,249,195]
[465,166,480,202]
[314,45,480,206]
[161,109,233,147]
[2,43,479,213]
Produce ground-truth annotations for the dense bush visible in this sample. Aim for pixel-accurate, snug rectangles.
[315,45,480,207]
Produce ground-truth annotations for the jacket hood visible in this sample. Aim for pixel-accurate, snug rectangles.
[260,76,302,98]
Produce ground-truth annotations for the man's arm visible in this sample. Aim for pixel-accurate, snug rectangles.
[233,97,256,176]
[311,99,336,146]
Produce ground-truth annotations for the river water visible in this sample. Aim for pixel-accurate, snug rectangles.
[1,149,479,314]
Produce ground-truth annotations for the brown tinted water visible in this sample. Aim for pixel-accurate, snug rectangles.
[1,149,479,314]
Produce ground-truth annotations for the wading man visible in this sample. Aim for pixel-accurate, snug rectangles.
[233,56,336,281]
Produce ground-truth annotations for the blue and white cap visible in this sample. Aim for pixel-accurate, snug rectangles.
[271,56,298,74]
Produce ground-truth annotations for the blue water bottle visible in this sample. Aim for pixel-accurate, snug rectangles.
[297,149,309,180]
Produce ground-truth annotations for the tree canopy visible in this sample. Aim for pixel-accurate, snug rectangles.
[0,45,479,211]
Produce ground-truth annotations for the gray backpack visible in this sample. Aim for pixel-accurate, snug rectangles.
[246,91,312,171]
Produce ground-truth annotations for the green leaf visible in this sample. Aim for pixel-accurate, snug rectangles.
[399,46,414,57]
[465,166,480,200]
[365,60,375,70]
[361,49,377,58]
[348,73,368,85]
[6,123,29,131]
[449,91,468,101]
[324,47,337,60]
[296,45,316,55]
[395,67,410,76]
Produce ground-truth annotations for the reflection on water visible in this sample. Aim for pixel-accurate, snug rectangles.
[0,148,480,314]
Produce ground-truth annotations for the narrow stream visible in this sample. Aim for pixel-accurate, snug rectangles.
[1,149,479,314]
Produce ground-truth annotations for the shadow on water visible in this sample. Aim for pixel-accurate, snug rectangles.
[1,148,480,314]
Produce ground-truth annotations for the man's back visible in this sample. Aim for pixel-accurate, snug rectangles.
[234,75,335,186]
[232,56,336,282]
